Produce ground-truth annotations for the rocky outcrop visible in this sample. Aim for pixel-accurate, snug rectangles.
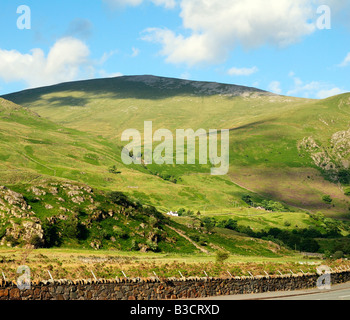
[299,128,350,179]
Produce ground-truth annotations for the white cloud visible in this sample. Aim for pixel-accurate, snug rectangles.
[103,0,176,9]
[0,37,122,88]
[316,87,343,99]
[143,0,319,66]
[131,47,140,57]
[228,66,258,76]
[98,70,124,78]
[99,50,119,65]
[268,81,282,95]
[339,52,350,67]
[0,37,92,88]
[287,72,344,99]
[151,0,176,8]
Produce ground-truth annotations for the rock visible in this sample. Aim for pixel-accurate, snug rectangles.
[71,196,84,204]
[49,187,59,195]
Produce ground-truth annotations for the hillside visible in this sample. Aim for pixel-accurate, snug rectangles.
[2,76,350,218]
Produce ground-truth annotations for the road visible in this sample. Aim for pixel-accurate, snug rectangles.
[202,282,350,300]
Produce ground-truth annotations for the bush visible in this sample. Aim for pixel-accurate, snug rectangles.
[177,208,186,216]
[217,219,238,231]
[202,217,216,233]
[322,195,333,204]
[216,251,230,263]
[5,235,19,247]
[29,235,44,248]
[344,187,350,196]
[242,194,253,206]
[108,165,121,174]
[333,251,344,259]
[284,220,291,227]
[146,240,159,252]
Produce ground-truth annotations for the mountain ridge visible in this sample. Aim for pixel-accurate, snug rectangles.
[1,74,273,104]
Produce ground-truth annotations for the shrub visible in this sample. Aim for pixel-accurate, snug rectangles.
[146,240,159,252]
[29,235,44,248]
[5,235,19,247]
[216,251,230,263]
[344,187,350,196]
[242,194,253,206]
[202,217,216,233]
[284,220,291,227]
[322,195,333,204]
[333,251,344,259]
[108,165,121,174]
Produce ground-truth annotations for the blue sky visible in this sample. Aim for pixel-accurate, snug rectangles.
[0,0,349,98]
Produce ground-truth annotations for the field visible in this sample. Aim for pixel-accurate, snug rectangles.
[0,246,338,282]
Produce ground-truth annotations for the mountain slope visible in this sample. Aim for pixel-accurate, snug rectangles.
[0,97,250,215]
[2,77,350,218]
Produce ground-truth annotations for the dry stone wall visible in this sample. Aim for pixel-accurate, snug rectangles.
[1,271,349,300]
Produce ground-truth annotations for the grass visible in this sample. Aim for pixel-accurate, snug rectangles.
[1,77,350,277]
[2,77,350,217]
[0,246,332,281]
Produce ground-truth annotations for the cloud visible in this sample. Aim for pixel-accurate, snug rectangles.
[103,0,176,9]
[316,87,343,99]
[131,47,140,57]
[287,72,344,99]
[339,52,350,67]
[65,19,93,40]
[99,50,119,65]
[142,0,320,66]
[268,81,282,94]
[228,66,258,76]
[0,37,92,88]
[98,70,124,78]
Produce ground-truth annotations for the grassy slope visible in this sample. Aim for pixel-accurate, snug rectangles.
[2,76,350,218]
[0,98,247,214]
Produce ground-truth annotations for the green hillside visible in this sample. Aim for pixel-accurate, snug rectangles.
[2,76,350,256]
[3,76,350,218]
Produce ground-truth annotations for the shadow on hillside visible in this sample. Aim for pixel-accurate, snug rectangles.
[1,76,270,106]
[46,96,90,108]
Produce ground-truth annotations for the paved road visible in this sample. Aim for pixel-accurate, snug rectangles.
[202,282,350,300]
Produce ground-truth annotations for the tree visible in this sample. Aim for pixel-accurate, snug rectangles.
[242,194,253,206]
[202,217,216,234]
[216,251,230,263]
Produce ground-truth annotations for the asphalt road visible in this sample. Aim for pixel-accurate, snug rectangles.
[202,282,350,300]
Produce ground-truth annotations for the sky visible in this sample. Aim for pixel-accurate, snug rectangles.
[0,0,349,98]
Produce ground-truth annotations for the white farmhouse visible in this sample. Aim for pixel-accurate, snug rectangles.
[166,211,179,217]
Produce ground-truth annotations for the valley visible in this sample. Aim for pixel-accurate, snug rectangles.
[1,75,350,274]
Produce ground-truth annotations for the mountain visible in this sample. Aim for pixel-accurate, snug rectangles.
[2,76,350,219]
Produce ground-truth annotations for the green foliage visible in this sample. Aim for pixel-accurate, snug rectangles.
[241,194,287,212]
[322,195,333,204]
[109,191,133,207]
[242,194,253,206]
[344,187,350,196]
[29,235,44,248]
[284,220,291,227]
[217,218,238,231]
[108,165,121,174]
[333,251,344,259]
[259,200,286,212]
[202,217,216,233]
[216,251,230,263]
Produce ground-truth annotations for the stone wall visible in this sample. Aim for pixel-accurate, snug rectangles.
[1,271,349,300]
